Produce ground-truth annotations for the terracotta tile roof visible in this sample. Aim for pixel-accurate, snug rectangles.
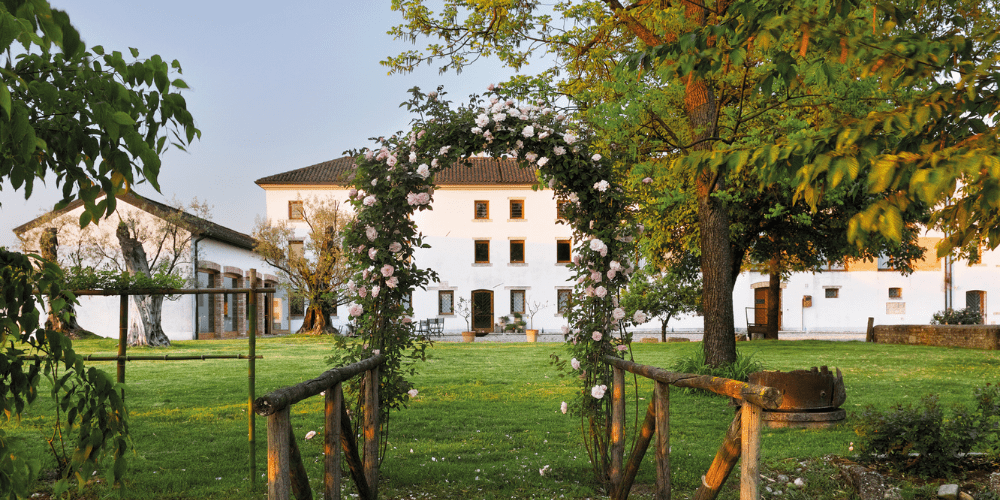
[13,193,256,250]
[255,156,538,187]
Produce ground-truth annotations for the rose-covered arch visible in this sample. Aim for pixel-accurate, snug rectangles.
[332,85,647,487]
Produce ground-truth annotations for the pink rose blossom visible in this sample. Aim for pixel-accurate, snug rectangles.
[607,269,617,280]
[554,146,566,155]
[380,264,394,277]
[642,177,653,184]
[368,248,378,260]
[348,188,358,198]
[590,271,602,282]
[612,308,626,321]
[389,242,402,253]
[403,316,413,323]
[572,254,582,265]
[372,285,381,297]
[386,276,399,288]
[408,389,419,397]
[591,385,607,399]
[366,227,378,241]
[386,155,397,167]
[595,286,607,298]
[585,286,595,297]
[616,344,628,352]
[358,287,368,298]
[589,239,606,252]
[633,310,648,324]
[592,331,603,341]
[347,280,357,293]
[349,304,363,317]
[571,358,581,370]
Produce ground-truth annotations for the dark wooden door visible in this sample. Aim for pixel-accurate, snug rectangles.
[967,290,986,323]
[472,290,493,333]
[753,288,782,328]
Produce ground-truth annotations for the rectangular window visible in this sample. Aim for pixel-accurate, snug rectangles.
[475,200,489,219]
[438,291,454,315]
[825,288,839,299]
[289,200,304,220]
[556,239,572,263]
[289,240,304,260]
[888,287,902,299]
[877,255,893,270]
[510,200,524,219]
[557,200,569,220]
[511,290,525,315]
[474,240,490,263]
[510,240,525,263]
[557,289,572,314]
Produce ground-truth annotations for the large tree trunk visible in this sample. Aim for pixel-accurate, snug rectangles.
[765,258,781,339]
[116,223,171,347]
[39,228,90,337]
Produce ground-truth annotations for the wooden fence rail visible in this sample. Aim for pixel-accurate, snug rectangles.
[601,356,782,500]
[254,353,385,500]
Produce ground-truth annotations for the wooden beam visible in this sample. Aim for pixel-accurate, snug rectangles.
[340,403,372,500]
[363,366,380,499]
[654,382,670,500]
[267,408,291,500]
[693,411,741,500]
[288,425,313,500]
[740,404,762,500]
[610,366,625,493]
[254,354,385,416]
[614,399,656,500]
[325,383,343,500]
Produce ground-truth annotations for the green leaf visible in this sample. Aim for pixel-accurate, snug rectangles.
[111,111,135,126]
[129,47,139,58]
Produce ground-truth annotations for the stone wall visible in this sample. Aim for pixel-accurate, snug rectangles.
[873,324,1000,350]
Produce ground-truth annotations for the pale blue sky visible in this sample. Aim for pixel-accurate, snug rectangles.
[0,1,532,248]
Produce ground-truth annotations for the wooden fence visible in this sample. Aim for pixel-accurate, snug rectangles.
[601,356,782,500]
[253,353,385,500]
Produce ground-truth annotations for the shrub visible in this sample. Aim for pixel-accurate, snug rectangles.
[930,307,983,325]
[669,348,764,384]
[853,384,1000,478]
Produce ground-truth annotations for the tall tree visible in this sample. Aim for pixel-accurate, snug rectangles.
[386,0,1000,365]
[252,197,353,334]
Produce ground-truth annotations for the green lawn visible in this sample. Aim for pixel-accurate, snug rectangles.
[4,336,998,499]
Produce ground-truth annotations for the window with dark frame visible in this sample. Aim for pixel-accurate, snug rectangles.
[511,290,525,315]
[289,200,304,220]
[557,289,572,314]
[557,200,569,220]
[510,240,525,263]
[510,200,524,219]
[556,239,572,263]
[888,287,902,299]
[474,240,490,263]
[825,288,839,299]
[439,291,454,315]
[475,200,489,219]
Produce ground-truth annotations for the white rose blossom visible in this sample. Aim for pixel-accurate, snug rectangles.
[633,310,648,324]
[595,180,610,192]
[591,385,608,399]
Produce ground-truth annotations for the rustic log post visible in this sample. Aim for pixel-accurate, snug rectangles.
[363,366,379,499]
[288,425,313,500]
[325,383,343,500]
[248,269,257,489]
[341,400,372,499]
[268,407,292,500]
[740,403,762,500]
[865,317,875,342]
[693,411,742,500]
[118,294,127,386]
[610,366,625,493]
[654,381,670,500]
[614,399,656,500]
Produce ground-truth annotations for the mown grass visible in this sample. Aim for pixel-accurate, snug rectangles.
[3,336,998,499]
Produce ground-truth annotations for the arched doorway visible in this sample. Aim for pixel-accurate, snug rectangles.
[471,290,494,334]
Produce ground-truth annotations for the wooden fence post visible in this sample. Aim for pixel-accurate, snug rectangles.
[248,269,257,489]
[693,411,742,500]
[654,381,670,500]
[611,366,625,493]
[740,403,762,500]
[364,366,379,499]
[866,317,875,342]
[268,407,292,500]
[325,383,343,500]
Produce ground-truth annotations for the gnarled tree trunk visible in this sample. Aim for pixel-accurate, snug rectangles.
[39,228,90,337]
[116,223,171,347]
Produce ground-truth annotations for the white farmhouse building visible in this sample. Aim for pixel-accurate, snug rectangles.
[256,156,577,334]
[259,156,1000,336]
[15,193,288,340]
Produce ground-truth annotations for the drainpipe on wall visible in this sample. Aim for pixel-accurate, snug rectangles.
[944,254,953,311]
[193,235,207,340]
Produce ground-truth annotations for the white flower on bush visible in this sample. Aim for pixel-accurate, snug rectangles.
[616,344,628,352]
[595,286,607,298]
[493,112,507,122]
[417,164,430,179]
[347,280,357,293]
[368,248,378,260]
[371,285,380,297]
[560,402,568,414]
[590,270,602,282]
[594,180,610,192]
[591,384,607,399]
[348,188,358,198]
[475,113,490,127]
[471,127,483,134]
[571,358,581,370]
[633,310,648,324]
[358,286,368,298]
[386,276,399,288]
[366,226,378,241]
[607,269,617,280]
[389,242,402,253]
[537,157,549,167]
[305,431,317,440]
[386,155,397,167]
[612,307,626,321]
[592,153,602,162]
[349,304,364,317]
[439,145,450,155]
[554,146,566,156]
[408,389,419,397]
[525,152,538,163]
[380,264,394,277]
[592,331,603,341]
[589,238,606,252]
[522,125,535,138]
[409,152,417,163]
[563,132,578,144]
